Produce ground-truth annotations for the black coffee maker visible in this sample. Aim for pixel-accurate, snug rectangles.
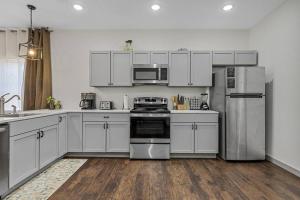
[79,93,96,109]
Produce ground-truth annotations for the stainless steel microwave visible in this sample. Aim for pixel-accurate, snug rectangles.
[132,64,168,85]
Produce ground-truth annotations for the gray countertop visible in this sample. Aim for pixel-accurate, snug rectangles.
[0,109,218,124]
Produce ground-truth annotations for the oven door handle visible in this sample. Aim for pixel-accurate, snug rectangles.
[130,113,170,118]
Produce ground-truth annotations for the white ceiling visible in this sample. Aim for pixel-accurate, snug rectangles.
[0,0,286,30]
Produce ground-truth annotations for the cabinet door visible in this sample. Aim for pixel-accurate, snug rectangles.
[235,50,258,66]
[190,51,212,86]
[170,123,194,153]
[83,122,106,152]
[133,51,150,64]
[150,51,169,64]
[9,130,39,187]
[67,113,83,152]
[39,125,59,168]
[169,51,190,86]
[194,123,218,153]
[90,51,111,86]
[212,51,235,66]
[58,115,67,157]
[111,51,132,86]
[106,122,130,152]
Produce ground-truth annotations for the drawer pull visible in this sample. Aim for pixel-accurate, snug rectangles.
[104,116,110,119]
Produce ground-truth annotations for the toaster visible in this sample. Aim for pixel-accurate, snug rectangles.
[99,101,113,110]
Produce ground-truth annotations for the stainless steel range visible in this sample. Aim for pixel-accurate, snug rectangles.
[130,97,170,159]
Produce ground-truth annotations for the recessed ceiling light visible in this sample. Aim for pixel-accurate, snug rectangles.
[73,4,83,11]
[151,4,160,11]
[223,4,233,11]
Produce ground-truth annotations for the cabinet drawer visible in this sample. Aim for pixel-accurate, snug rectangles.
[83,113,129,122]
[171,114,218,123]
[10,115,59,136]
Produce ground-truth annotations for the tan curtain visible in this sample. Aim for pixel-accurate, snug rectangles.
[23,28,52,110]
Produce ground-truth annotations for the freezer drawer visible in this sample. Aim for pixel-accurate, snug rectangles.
[225,96,265,160]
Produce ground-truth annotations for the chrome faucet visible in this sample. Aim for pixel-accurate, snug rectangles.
[0,93,21,114]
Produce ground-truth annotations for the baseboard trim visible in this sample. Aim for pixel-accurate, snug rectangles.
[171,153,217,159]
[65,152,129,158]
[266,155,300,177]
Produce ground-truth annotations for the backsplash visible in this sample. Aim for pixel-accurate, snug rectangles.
[88,86,208,110]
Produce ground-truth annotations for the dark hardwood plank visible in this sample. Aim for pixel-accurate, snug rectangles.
[49,158,300,200]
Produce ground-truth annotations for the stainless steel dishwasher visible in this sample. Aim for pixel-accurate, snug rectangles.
[0,124,9,197]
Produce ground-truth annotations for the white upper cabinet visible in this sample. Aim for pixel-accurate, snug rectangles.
[90,51,111,86]
[212,51,235,66]
[190,51,212,86]
[111,51,132,86]
[234,50,258,66]
[150,51,169,65]
[133,51,150,64]
[169,51,191,86]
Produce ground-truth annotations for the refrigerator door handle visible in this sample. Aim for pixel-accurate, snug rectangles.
[227,93,263,98]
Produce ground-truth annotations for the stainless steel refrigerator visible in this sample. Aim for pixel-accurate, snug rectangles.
[210,67,265,160]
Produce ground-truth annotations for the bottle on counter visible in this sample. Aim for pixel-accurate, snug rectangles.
[123,94,129,110]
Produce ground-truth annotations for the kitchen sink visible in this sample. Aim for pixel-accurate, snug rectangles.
[0,113,39,118]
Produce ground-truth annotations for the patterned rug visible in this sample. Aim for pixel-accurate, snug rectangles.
[4,159,87,200]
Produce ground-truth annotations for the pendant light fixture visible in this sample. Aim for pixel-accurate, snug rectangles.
[19,4,42,61]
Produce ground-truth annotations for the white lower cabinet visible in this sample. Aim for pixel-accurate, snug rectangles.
[194,123,218,153]
[83,121,130,153]
[83,122,106,152]
[171,113,219,155]
[171,123,194,153]
[67,113,83,152]
[9,123,59,188]
[39,125,59,168]
[58,115,67,157]
[106,122,130,152]
[9,130,39,188]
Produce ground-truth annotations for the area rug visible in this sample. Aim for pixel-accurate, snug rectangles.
[4,159,87,200]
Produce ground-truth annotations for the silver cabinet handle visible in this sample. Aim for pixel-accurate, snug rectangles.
[59,116,62,123]
[40,131,44,138]
[192,124,194,130]
[103,116,110,119]
[37,131,40,139]
[103,123,106,129]
[195,124,198,130]
[106,123,109,129]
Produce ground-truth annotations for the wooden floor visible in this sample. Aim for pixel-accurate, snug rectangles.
[49,158,300,200]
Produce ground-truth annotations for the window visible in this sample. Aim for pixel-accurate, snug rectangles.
[0,59,25,111]
[0,29,27,111]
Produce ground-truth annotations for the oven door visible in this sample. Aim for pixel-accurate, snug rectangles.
[130,113,170,142]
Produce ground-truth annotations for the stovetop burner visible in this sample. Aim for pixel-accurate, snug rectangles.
[130,107,170,114]
[130,97,170,114]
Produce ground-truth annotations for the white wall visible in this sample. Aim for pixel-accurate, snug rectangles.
[51,29,249,109]
[250,0,300,173]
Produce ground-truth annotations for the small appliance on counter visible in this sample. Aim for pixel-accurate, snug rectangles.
[200,93,210,110]
[99,101,113,110]
[79,93,96,109]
